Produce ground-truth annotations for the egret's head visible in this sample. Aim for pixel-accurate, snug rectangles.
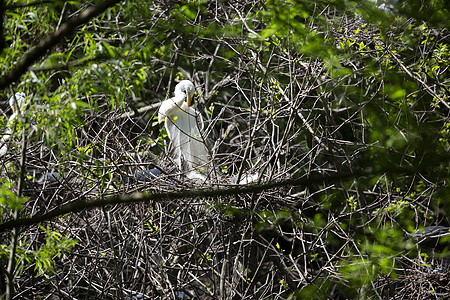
[175,80,195,107]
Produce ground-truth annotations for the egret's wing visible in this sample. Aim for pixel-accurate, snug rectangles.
[184,107,210,171]
[158,96,184,124]
[167,106,209,171]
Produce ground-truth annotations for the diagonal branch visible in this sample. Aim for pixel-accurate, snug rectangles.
[0,0,121,89]
[388,49,450,110]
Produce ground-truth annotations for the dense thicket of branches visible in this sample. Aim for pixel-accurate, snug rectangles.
[0,0,449,299]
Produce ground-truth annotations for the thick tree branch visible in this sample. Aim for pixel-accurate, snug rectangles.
[0,0,121,89]
[0,171,368,232]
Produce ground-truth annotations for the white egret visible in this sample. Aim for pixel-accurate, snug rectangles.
[155,80,259,184]
[0,92,27,156]
[158,80,210,180]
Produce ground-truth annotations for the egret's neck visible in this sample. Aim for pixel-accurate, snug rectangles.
[172,92,187,110]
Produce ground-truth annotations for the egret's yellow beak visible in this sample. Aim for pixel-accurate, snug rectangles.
[186,94,192,107]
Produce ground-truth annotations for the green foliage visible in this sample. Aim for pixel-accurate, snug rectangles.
[0,179,27,217]
[1,0,449,298]
[32,226,78,275]
[0,226,77,276]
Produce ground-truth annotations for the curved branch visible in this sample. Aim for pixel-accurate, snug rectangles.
[0,0,121,89]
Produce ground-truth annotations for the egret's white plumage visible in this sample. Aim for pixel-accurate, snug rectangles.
[0,92,27,156]
[158,80,209,177]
